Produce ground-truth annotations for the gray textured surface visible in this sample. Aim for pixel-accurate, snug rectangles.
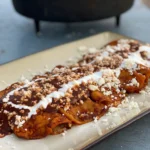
[0,0,150,150]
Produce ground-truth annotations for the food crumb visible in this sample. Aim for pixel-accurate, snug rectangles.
[61,131,67,137]
[93,117,98,123]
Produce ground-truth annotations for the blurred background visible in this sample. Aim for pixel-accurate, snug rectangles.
[0,0,150,65]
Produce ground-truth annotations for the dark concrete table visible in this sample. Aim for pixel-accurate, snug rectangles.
[0,0,150,150]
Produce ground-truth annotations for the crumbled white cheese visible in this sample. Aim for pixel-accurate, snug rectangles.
[20,75,26,81]
[24,79,30,84]
[102,69,114,77]
[67,57,76,64]
[114,69,121,77]
[106,112,112,116]
[72,67,79,71]
[80,100,84,104]
[105,45,115,53]
[104,105,108,109]
[109,107,119,113]
[61,131,67,137]
[104,83,112,89]
[93,117,98,123]
[88,85,99,91]
[131,78,139,87]
[120,59,137,70]
[98,78,105,86]
[78,46,87,52]
[138,102,144,107]
[128,101,139,110]
[95,56,102,62]
[15,115,26,128]
[139,46,150,56]
[2,98,7,102]
[101,87,105,92]
[116,89,120,93]
[103,91,112,96]
[101,118,108,122]
[3,110,8,114]
[88,47,98,53]
[139,90,146,94]
[118,39,130,44]
[44,65,49,71]
[109,122,117,129]
[112,113,118,117]
[64,105,70,111]
[122,90,126,93]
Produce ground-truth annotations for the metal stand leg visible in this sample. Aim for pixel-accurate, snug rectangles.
[34,20,40,34]
[116,15,120,27]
